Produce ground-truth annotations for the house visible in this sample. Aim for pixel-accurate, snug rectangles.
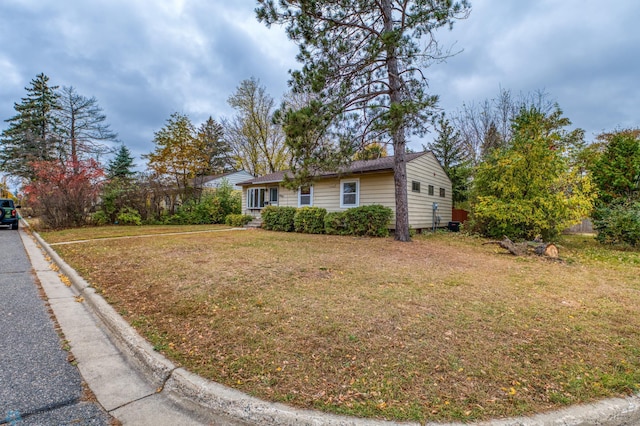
[195,170,255,191]
[237,152,452,231]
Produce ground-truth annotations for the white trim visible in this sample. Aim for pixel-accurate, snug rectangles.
[298,185,313,207]
[269,187,279,206]
[247,187,267,209]
[340,178,359,208]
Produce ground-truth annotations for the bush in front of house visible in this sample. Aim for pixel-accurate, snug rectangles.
[225,213,254,227]
[325,205,392,237]
[294,207,327,234]
[261,206,297,232]
[324,211,348,235]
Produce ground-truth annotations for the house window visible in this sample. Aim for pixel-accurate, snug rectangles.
[269,187,279,205]
[340,179,359,208]
[428,185,434,196]
[412,181,421,193]
[298,186,313,207]
[247,188,266,209]
[439,188,446,198]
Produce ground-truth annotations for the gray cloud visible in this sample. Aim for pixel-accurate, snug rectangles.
[1,0,638,165]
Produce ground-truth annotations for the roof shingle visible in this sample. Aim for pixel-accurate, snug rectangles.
[237,152,427,186]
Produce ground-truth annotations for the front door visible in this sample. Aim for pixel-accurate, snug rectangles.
[269,187,279,206]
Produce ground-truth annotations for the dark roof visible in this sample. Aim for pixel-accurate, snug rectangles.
[237,152,428,186]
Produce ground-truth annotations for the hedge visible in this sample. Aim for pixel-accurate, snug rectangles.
[326,205,393,237]
[294,207,327,234]
[225,214,254,227]
[261,206,296,232]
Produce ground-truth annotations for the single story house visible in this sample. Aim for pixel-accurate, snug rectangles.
[194,170,255,191]
[237,152,452,231]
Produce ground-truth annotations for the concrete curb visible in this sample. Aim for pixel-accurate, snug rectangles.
[30,228,640,426]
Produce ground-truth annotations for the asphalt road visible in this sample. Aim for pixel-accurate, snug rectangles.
[0,228,111,425]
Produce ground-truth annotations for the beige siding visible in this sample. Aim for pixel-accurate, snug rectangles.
[406,152,452,229]
[240,152,453,230]
[241,184,297,216]
[274,186,299,208]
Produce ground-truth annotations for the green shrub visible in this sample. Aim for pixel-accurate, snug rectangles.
[116,207,142,225]
[294,207,327,234]
[92,210,110,226]
[168,186,242,226]
[261,206,297,232]
[342,205,393,237]
[225,214,254,227]
[324,211,348,235]
[593,201,640,247]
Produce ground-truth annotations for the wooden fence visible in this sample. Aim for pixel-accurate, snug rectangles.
[451,208,468,223]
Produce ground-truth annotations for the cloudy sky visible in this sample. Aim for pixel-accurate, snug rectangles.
[1,0,638,169]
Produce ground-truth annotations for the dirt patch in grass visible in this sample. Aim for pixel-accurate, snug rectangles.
[48,229,640,423]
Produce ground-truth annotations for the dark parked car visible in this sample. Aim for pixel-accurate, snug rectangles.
[0,198,20,230]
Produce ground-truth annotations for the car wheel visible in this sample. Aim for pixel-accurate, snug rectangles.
[11,222,18,230]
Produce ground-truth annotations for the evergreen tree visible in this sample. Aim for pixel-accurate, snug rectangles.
[591,129,640,204]
[257,0,470,241]
[0,73,61,179]
[107,144,136,180]
[197,116,230,175]
[425,113,471,207]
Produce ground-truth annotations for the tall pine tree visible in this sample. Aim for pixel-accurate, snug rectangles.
[257,0,470,241]
[425,113,471,207]
[0,73,61,180]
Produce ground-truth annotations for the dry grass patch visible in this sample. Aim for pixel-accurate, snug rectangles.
[47,229,640,423]
[39,224,231,244]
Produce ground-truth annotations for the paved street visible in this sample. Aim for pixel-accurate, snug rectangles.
[0,228,111,425]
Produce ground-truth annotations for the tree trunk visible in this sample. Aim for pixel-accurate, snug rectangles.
[484,236,559,258]
[534,243,559,258]
[382,0,410,242]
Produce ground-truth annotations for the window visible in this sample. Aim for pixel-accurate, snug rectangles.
[439,188,446,198]
[428,185,434,196]
[247,188,266,209]
[340,179,359,208]
[411,181,421,193]
[298,185,313,207]
[269,187,279,205]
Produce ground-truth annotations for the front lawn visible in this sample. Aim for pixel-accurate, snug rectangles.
[44,228,640,423]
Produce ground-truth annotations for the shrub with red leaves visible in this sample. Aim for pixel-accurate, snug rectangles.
[24,159,104,229]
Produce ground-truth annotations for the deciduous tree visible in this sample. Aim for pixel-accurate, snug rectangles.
[143,112,208,201]
[257,0,470,241]
[24,159,104,228]
[471,106,594,240]
[56,86,117,166]
[353,142,388,161]
[223,78,290,176]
